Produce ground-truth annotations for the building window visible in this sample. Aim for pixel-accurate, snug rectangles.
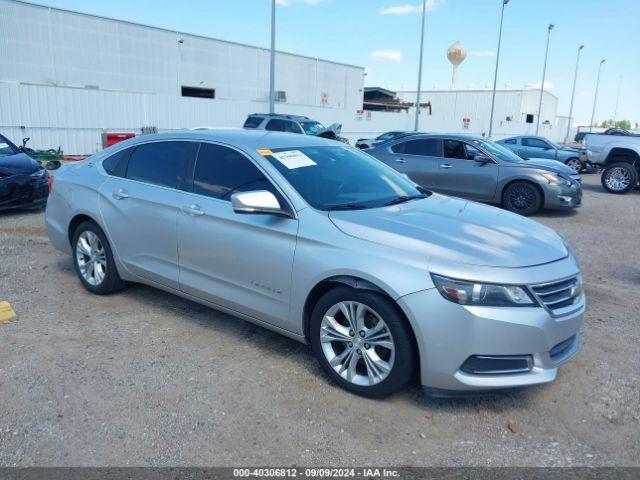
[181,86,215,99]
[525,114,534,124]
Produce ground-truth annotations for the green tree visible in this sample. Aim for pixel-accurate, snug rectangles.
[600,119,631,130]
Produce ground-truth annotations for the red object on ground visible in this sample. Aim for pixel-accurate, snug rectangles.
[48,174,54,192]
[103,132,135,148]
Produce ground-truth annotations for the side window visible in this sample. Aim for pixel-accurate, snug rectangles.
[193,143,279,201]
[265,119,286,132]
[102,147,133,177]
[403,139,442,157]
[284,121,302,134]
[522,138,548,148]
[504,138,517,145]
[391,142,406,154]
[243,117,263,129]
[443,140,468,160]
[126,141,197,189]
[464,143,481,159]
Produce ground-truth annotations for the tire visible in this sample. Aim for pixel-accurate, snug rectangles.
[309,286,417,398]
[502,181,543,216]
[71,220,126,295]
[565,157,583,173]
[601,162,638,194]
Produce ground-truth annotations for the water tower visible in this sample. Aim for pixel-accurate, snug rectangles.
[447,41,467,89]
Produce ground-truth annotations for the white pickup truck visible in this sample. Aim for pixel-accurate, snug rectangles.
[585,131,640,193]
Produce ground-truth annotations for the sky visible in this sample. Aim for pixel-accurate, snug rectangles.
[31,0,640,127]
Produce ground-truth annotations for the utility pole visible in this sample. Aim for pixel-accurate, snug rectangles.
[535,23,554,135]
[414,0,427,131]
[488,0,509,139]
[590,59,605,132]
[269,0,276,114]
[564,44,584,143]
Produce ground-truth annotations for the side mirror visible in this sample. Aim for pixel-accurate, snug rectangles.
[474,155,491,164]
[231,190,292,218]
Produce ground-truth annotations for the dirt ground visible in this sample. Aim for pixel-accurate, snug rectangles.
[0,174,638,467]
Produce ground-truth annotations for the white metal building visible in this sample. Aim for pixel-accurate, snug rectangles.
[396,88,561,139]
[0,0,365,153]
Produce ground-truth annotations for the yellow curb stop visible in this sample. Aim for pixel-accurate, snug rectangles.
[0,301,17,324]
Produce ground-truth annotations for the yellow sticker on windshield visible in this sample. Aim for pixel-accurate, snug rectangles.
[257,149,273,156]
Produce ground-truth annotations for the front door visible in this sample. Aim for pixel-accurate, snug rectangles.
[99,141,198,289]
[177,142,298,328]
[521,137,556,159]
[436,140,499,201]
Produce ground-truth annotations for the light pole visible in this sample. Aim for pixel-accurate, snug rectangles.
[269,0,276,114]
[414,0,427,131]
[535,23,554,135]
[564,44,584,143]
[589,59,605,132]
[613,75,622,125]
[488,0,509,139]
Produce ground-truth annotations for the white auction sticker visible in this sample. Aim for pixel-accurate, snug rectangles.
[270,150,316,169]
[0,143,8,149]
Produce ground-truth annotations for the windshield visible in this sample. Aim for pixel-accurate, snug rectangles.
[299,121,325,135]
[261,146,427,210]
[547,139,563,149]
[471,138,525,164]
[0,137,17,156]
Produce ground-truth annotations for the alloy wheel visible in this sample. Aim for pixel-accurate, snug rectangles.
[566,158,581,173]
[604,167,632,192]
[75,230,107,286]
[320,301,395,386]
[509,185,535,211]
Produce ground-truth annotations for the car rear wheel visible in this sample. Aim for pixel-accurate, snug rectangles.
[601,162,638,194]
[310,287,417,398]
[565,157,582,173]
[72,221,126,294]
[502,181,543,216]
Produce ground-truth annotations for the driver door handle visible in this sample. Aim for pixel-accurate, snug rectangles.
[182,204,204,217]
[440,164,453,169]
[395,158,406,163]
[112,189,129,200]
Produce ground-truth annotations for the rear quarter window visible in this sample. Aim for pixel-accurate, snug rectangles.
[102,147,133,177]
[243,117,264,129]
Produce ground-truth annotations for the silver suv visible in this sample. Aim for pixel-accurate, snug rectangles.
[46,130,584,398]
[243,113,348,143]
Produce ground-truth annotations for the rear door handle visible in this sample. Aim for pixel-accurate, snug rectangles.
[182,204,204,217]
[112,189,129,200]
[440,164,453,169]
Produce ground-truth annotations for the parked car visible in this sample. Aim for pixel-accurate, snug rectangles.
[46,130,584,398]
[356,131,415,149]
[368,133,582,216]
[243,113,349,144]
[585,132,640,193]
[0,133,50,211]
[497,136,584,173]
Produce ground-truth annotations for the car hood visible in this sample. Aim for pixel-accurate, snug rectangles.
[329,195,568,268]
[0,152,40,175]
[520,158,576,175]
[559,146,581,153]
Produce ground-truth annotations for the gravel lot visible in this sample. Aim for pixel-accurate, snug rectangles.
[0,174,638,467]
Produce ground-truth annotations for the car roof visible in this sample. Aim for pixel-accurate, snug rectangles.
[393,133,485,142]
[112,129,336,150]
[247,113,314,121]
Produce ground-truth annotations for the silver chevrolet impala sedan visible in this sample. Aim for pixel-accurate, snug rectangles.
[46,130,584,398]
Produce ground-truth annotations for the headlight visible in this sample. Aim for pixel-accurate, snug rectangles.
[431,274,537,307]
[541,172,572,187]
[30,168,48,179]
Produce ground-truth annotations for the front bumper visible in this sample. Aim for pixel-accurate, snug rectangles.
[0,174,49,211]
[398,285,584,392]
[543,183,582,209]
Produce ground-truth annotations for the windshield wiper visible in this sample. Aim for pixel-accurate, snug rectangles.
[383,194,428,206]
[325,203,369,211]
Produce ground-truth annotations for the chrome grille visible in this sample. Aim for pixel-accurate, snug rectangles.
[530,276,583,316]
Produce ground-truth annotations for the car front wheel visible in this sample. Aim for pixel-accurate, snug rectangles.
[310,287,417,398]
[502,181,543,216]
[565,157,583,173]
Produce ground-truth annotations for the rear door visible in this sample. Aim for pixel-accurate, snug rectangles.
[176,142,298,328]
[385,138,441,188]
[98,140,198,289]
[436,140,498,201]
